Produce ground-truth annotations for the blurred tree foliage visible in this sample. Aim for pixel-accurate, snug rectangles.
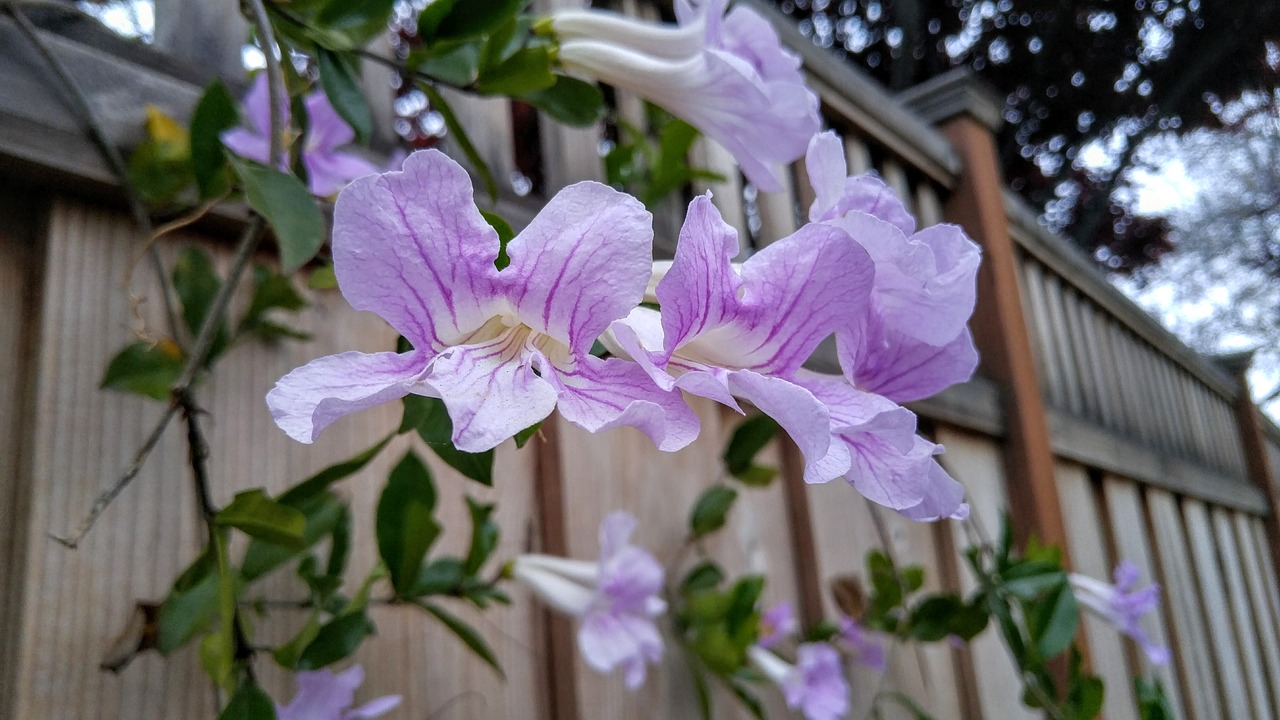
[772,0,1280,271]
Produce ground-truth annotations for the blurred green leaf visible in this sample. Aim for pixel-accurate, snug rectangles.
[272,613,321,669]
[690,485,737,539]
[157,572,219,653]
[190,80,238,199]
[1029,581,1078,659]
[414,557,465,596]
[101,340,184,400]
[314,0,395,47]
[230,159,325,273]
[308,263,338,290]
[128,106,194,207]
[417,600,504,677]
[173,246,228,359]
[317,49,373,144]
[279,434,392,505]
[480,209,515,270]
[418,0,522,43]
[682,562,726,593]
[723,414,780,478]
[513,421,542,448]
[377,451,441,596]
[218,680,277,720]
[217,489,307,549]
[240,490,346,581]
[240,265,310,341]
[296,611,375,669]
[521,75,605,127]
[463,497,499,576]
[403,394,495,486]
[475,45,555,95]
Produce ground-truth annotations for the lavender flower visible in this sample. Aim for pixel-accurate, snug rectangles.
[275,665,401,720]
[552,0,819,191]
[758,602,798,649]
[267,150,697,453]
[837,617,887,672]
[749,643,850,720]
[222,73,380,197]
[513,512,667,689]
[1070,561,1170,665]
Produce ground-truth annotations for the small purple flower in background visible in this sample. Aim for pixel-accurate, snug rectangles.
[512,512,667,689]
[276,665,401,720]
[1070,561,1170,665]
[552,0,819,191]
[837,617,887,672]
[222,73,380,197]
[758,601,798,649]
[748,643,850,720]
[805,130,980,404]
[267,150,697,453]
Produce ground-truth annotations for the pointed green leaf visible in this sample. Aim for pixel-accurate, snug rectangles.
[520,75,605,127]
[230,159,325,273]
[317,49,373,144]
[690,485,737,539]
[722,414,780,478]
[101,340,184,400]
[417,600,504,677]
[463,497,498,576]
[218,680,277,720]
[296,611,375,669]
[475,45,555,96]
[173,246,229,360]
[190,80,239,199]
[216,489,307,549]
[377,451,441,596]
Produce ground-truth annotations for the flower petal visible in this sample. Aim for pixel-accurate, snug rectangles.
[842,322,979,403]
[333,150,503,351]
[539,353,700,452]
[305,150,381,198]
[896,455,969,522]
[345,695,403,720]
[657,195,743,355]
[305,90,355,152]
[424,330,558,452]
[578,610,664,688]
[599,511,637,561]
[267,350,423,444]
[503,182,653,354]
[277,666,363,720]
[599,544,667,616]
[220,127,272,166]
[805,131,850,223]
[728,370,845,483]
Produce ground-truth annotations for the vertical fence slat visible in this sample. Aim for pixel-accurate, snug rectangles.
[1054,464,1137,720]
[1234,511,1280,715]
[1100,478,1185,718]
[1210,506,1274,720]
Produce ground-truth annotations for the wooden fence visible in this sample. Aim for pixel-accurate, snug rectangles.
[2,2,1279,718]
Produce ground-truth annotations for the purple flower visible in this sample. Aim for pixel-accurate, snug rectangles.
[805,131,980,403]
[793,371,969,521]
[837,617,887,672]
[513,512,667,689]
[758,601,798,648]
[275,665,401,720]
[606,194,875,484]
[749,643,850,720]
[266,150,698,453]
[552,0,819,191]
[222,73,380,197]
[1070,561,1170,666]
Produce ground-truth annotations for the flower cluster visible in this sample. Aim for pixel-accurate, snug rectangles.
[267,129,978,520]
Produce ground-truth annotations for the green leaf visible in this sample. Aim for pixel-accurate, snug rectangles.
[157,571,220,653]
[411,40,483,87]
[308,263,338,290]
[377,451,441,596]
[173,246,228,360]
[315,0,396,48]
[1070,674,1105,720]
[479,209,515,270]
[230,159,325,273]
[403,395,495,485]
[325,503,353,580]
[907,594,966,642]
[190,80,239,199]
[1001,562,1066,600]
[218,681,277,720]
[689,485,737,539]
[127,106,195,207]
[1030,581,1078,659]
[480,15,531,69]
[217,489,308,549]
[241,491,346,580]
[723,414,780,478]
[419,83,498,202]
[240,265,310,340]
[272,613,322,669]
[475,45,555,96]
[733,465,777,488]
[727,678,767,720]
[682,562,726,593]
[520,75,605,127]
[212,529,238,690]
[101,340,184,400]
[418,0,522,43]
[724,575,765,637]
[1136,677,1173,720]
[297,611,375,669]
[463,497,499,576]
[317,49,373,144]
[279,434,392,505]
[513,421,542,448]
[414,557,465,596]
[417,600,504,677]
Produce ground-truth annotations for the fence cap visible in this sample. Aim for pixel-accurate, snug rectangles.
[897,68,1005,132]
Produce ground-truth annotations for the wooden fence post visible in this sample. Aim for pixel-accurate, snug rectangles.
[1217,352,1280,581]
[899,71,1068,557]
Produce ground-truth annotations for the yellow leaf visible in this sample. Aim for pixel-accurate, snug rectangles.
[144,105,190,160]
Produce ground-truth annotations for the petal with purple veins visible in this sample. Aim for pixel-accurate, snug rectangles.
[267,350,425,444]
